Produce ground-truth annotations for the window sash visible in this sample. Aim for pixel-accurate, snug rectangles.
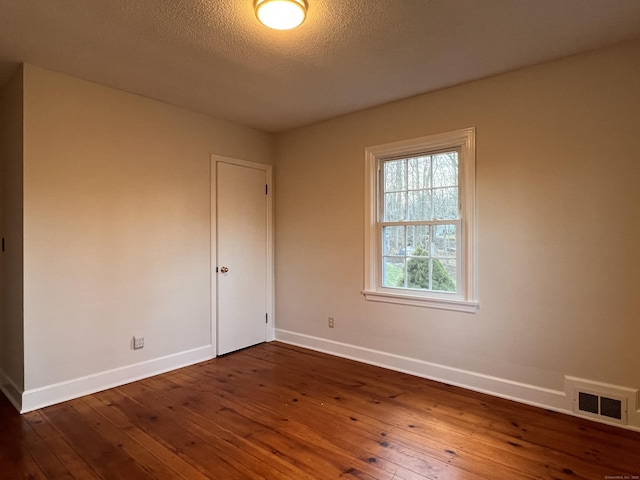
[378,219,462,295]
[379,150,460,223]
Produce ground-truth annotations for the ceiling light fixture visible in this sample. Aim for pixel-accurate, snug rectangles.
[254,0,308,30]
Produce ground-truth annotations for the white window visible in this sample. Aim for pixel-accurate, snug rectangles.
[363,128,478,312]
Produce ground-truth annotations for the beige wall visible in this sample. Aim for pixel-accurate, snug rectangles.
[274,38,640,395]
[0,66,25,396]
[21,65,273,392]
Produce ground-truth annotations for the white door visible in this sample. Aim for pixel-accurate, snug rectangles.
[216,159,269,355]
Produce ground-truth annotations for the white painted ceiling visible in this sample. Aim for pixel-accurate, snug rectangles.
[1,0,640,132]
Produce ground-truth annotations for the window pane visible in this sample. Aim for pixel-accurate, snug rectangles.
[407,190,431,221]
[408,156,430,190]
[432,152,458,188]
[383,257,405,287]
[407,257,430,289]
[432,187,458,219]
[433,258,456,292]
[406,225,430,255]
[384,160,406,192]
[383,226,405,255]
[432,224,456,258]
[384,192,406,221]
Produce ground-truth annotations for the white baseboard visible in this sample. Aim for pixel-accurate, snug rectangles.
[275,329,570,410]
[20,346,214,413]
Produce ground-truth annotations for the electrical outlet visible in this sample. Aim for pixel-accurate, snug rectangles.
[328,317,335,328]
[133,336,144,349]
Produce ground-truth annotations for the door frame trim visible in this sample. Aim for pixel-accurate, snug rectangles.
[210,154,274,357]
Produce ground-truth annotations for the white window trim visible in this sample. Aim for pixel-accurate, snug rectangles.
[363,127,478,313]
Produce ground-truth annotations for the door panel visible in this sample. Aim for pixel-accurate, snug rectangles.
[216,161,267,355]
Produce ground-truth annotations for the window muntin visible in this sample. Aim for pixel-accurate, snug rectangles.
[363,128,477,312]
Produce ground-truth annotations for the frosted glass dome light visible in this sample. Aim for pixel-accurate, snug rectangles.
[255,0,308,30]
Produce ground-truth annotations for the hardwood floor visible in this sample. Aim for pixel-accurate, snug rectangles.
[2,342,639,479]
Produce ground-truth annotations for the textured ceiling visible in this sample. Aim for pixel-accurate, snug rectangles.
[1,0,640,132]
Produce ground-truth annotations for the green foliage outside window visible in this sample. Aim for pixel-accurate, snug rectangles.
[405,247,455,292]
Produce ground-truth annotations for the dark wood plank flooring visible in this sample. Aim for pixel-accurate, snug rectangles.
[1,342,639,479]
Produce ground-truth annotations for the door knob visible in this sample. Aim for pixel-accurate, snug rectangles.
[220,266,229,273]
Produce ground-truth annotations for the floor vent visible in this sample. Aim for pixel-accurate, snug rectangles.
[574,389,627,425]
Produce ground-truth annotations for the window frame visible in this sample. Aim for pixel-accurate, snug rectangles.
[363,128,478,313]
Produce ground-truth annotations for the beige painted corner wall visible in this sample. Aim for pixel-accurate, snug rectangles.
[0,66,25,394]
[274,38,640,396]
[22,65,273,392]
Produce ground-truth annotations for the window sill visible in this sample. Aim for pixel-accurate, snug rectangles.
[362,289,479,313]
